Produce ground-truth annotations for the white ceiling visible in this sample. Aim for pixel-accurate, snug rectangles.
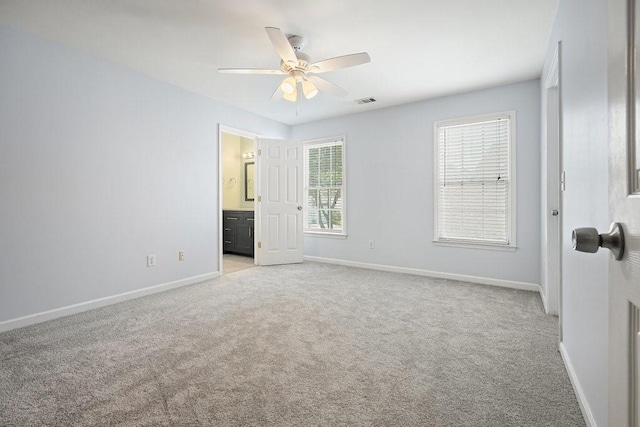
[0,0,558,126]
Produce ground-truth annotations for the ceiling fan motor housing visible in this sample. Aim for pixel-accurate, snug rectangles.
[281,51,311,73]
[287,34,305,51]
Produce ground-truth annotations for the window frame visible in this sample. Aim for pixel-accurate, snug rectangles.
[433,111,517,251]
[303,136,347,238]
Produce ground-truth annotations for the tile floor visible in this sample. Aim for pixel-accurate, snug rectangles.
[223,253,256,275]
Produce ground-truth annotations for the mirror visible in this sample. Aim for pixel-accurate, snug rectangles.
[244,162,254,201]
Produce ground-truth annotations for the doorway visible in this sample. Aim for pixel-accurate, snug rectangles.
[219,125,259,275]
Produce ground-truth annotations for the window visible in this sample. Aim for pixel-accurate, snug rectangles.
[434,111,516,249]
[304,137,346,236]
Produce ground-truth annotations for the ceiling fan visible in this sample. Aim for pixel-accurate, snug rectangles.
[218,27,370,102]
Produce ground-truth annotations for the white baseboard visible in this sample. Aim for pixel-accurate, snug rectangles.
[0,271,220,333]
[559,342,597,427]
[540,286,550,313]
[303,256,540,292]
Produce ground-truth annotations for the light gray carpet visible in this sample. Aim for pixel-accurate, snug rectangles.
[0,262,584,426]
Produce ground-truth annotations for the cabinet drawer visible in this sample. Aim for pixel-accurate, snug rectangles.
[224,214,241,224]
[224,211,254,225]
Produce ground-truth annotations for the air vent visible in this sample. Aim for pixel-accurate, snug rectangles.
[354,97,377,105]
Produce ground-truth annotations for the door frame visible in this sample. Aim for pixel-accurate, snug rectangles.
[543,42,563,327]
[218,124,260,274]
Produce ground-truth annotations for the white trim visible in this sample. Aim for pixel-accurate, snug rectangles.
[545,45,560,89]
[304,232,348,239]
[0,272,220,333]
[433,110,517,249]
[539,285,549,314]
[303,134,346,145]
[543,41,563,326]
[559,342,598,427]
[303,255,539,292]
[219,125,262,140]
[302,135,347,236]
[433,240,517,251]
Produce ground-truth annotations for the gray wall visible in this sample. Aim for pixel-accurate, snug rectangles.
[0,25,288,323]
[541,0,609,424]
[291,80,541,285]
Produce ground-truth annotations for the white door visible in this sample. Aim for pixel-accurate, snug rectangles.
[607,0,640,423]
[255,138,304,265]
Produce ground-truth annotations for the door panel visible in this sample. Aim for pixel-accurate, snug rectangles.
[268,214,279,250]
[287,166,299,202]
[268,166,280,202]
[257,139,304,265]
[608,0,640,423]
[287,214,298,249]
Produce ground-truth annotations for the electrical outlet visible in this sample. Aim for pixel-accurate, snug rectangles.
[368,240,375,249]
[178,250,185,261]
[147,255,156,267]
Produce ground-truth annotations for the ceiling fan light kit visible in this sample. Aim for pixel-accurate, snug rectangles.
[280,76,296,94]
[282,89,297,103]
[302,80,318,99]
[219,27,370,103]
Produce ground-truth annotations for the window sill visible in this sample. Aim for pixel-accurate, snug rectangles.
[433,240,517,252]
[305,232,347,240]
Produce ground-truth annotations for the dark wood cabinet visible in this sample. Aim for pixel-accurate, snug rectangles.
[223,210,254,257]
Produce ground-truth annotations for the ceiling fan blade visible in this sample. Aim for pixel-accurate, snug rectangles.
[308,52,370,73]
[270,85,284,101]
[218,68,285,75]
[265,27,298,67]
[306,76,348,97]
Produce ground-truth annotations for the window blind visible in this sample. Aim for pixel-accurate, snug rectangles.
[436,116,511,245]
[304,139,345,234]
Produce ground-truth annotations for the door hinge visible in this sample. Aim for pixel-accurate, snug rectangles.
[257,195,261,202]
[258,149,262,156]
[257,242,262,249]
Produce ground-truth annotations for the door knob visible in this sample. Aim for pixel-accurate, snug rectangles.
[297,206,302,211]
[551,209,559,216]
[572,222,625,260]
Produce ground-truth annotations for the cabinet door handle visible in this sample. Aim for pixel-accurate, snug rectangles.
[249,228,252,237]
[224,228,231,231]
[226,217,238,220]
[224,241,232,244]
[247,218,254,221]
